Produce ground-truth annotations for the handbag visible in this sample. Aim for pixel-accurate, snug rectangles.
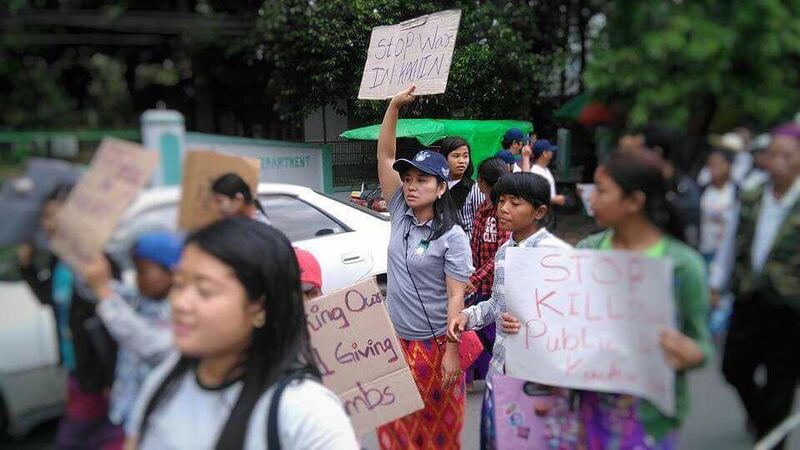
[458,329,484,371]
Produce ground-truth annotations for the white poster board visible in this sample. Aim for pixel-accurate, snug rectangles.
[358,9,461,99]
[503,247,677,415]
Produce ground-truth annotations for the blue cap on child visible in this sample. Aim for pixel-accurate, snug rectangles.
[133,230,184,270]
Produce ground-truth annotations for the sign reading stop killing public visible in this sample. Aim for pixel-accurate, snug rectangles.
[503,247,677,416]
[358,9,461,99]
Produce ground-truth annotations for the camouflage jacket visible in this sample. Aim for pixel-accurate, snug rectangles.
[732,183,800,311]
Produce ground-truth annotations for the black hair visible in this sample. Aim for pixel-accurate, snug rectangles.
[440,137,476,210]
[477,157,509,204]
[45,182,74,202]
[137,218,318,449]
[399,166,461,240]
[211,173,267,215]
[602,150,686,241]
[708,147,735,164]
[492,172,553,228]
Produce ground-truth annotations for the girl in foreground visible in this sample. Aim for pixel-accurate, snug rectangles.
[126,218,358,449]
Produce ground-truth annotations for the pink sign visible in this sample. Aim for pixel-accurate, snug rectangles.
[503,247,677,416]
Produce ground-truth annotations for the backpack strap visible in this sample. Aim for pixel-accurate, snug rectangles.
[266,369,309,449]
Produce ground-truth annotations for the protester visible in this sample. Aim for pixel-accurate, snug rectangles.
[495,128,529,172]
[294,247,323,301]
[463,157,511,387]
[375,85,473,449]
[78,231,182,433]
[17,183,123,449]
[574,149,712,448]
[721,122,800,447]
[697,132,750,186]
[699,149,739,264]
[127,218,358,449]
[211,173,269,224]
[640,125,702,248]
[523,139,566,206]
[741,133,771,191]
[448,172,572,449]
[441,137,485,235]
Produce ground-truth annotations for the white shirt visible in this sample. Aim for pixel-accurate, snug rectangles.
[751,178,800,273]
[699,182,737,255]
[530,164,557,199]
[129,354,359,450]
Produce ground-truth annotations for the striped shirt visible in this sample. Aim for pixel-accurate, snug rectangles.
[461,227,572,383]
[456,182,484,235]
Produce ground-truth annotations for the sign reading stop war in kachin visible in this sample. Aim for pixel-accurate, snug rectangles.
[304,278,423,434]
[358,9,461,100]
[50,138,159,268]
[503,247,678,416]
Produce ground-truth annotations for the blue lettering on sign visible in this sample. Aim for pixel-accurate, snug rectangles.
[260,156,311,169]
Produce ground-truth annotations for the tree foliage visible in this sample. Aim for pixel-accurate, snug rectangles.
[585,0,800,131]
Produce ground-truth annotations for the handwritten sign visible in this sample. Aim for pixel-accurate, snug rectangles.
[503,247,677,416]
[305,278,423,434]
[50,138,159,268]
[177,150,260,231]
[358,9,461,100]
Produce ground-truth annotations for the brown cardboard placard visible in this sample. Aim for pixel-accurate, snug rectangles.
[50,138,159,268]
[177,149,260,231]
[305,278,424,435]
[358,9,461,100]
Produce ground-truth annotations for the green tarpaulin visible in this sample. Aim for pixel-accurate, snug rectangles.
[340,119,533,173]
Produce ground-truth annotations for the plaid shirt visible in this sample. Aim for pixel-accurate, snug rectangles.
[468,200,511,294]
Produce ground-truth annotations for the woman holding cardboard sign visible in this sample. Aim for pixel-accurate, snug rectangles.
[376,85,474,449]
[573,150,712,448]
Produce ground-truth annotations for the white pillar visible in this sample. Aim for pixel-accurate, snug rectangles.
[140,109,186,186]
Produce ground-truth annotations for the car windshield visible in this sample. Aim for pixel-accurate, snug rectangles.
[316,191,390,221]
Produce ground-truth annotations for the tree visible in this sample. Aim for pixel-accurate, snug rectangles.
[584,1,800,134]
[251,0,579,125]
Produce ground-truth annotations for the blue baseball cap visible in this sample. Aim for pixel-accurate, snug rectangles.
[132,230,184,270]
[495,149,517,164]
[504,128,528,143]
[392,150,450,181]
[533,139,557,158]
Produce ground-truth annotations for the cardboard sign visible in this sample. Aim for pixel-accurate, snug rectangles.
[177,150,260,231]
[305,278,423,434]
[492,375,578,450]
[50,138,159,267]
[503,247,677,416]
[358,9,461,100]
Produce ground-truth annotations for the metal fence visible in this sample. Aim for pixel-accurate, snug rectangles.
[327,140,378,191]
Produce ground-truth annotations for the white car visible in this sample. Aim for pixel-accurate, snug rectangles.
[0,183,390,438]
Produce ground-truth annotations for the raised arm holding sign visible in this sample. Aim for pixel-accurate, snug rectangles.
[358,9,461,99]
[50,138,159,268]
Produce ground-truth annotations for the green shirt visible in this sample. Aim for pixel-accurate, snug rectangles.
[578,231,713,440]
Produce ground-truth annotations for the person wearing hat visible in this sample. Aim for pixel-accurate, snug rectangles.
[517,138,567,206]
[295,247,323,301]
[496,127,530,172]
[375,85,474,449]
[697,131,752,187]
[79,230,184,434]
[741,133,771,191]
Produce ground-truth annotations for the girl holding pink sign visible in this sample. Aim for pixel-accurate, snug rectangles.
[574,149,713,448]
